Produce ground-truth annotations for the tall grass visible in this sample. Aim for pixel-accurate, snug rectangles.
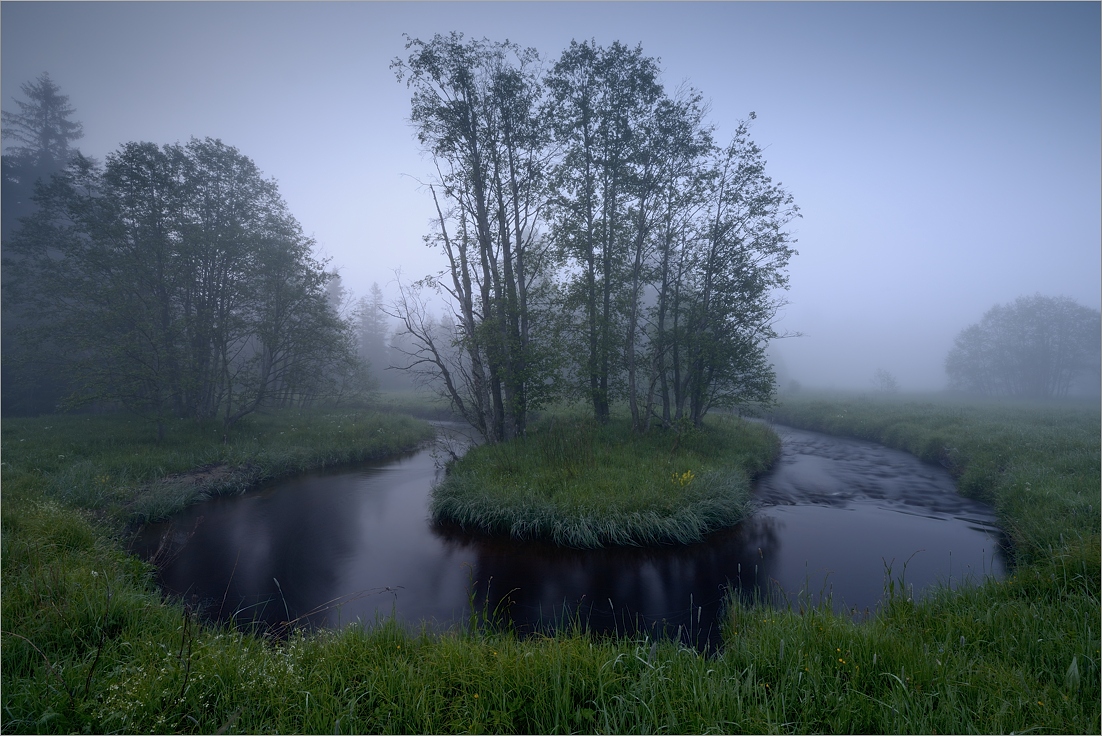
[768,393,1100,568]
[371,390,461,420]
[2,394,1099,733]
[431,413,780,547]
[2,408,436,529]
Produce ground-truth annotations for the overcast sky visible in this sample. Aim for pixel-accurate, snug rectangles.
[3,1,1099,390]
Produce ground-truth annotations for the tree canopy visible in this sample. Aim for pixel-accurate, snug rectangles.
[1,72,84,165]
[393,34,799,440]
[5,137,365,430]
[2,73,89,413]
[945,294,1101,398]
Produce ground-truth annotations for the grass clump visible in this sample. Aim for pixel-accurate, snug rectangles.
[431,413,780,547]
[371,389,462,420]
[1,407,436,530]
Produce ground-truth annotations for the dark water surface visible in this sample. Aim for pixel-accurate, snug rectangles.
[131,423,1006,648]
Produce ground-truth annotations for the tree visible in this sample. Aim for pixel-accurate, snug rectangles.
[1,72,84,163]
[873,368,900,394]
[1,72,85,247]
[355,281,414,391]
[659,116,799,427]
[945,294,1101,398]
[545,40,665,424]
[7,137,360,433]
[2,73,86,414]
[356,282,390,371]
[543,44,797,430]
[619,86,713,432]
[393,36,799,436]
[392,33,556,442]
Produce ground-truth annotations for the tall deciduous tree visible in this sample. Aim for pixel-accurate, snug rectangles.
[622,86,714,431]
[675,117,799,426]
[393,36,799,436]
[8,138,361,434]
[545,40,665,423]
[946,295,1101,398]
[392,33,556,442]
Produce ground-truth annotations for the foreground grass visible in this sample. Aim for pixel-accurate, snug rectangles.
[432,413,779,547]
[2,395,1099,733]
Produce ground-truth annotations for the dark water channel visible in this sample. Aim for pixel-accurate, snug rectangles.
[131,423,1006,649]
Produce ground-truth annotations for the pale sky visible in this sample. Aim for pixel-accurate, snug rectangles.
[3,1,1099,390]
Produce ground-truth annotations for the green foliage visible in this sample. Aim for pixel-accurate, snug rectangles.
[392,33,555,442]
[393,36,797,438]
[431,413,779,547]
[6,138,364,427]
[946,294,1101,398]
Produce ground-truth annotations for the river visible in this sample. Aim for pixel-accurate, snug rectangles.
[130,421,1006,649]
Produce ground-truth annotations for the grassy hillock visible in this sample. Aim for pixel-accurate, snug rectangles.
[431,413,780,547]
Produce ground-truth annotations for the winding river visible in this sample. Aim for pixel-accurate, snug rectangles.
[131,422,1006,649]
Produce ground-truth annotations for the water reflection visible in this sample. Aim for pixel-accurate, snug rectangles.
[131,423,1006,649]
[433,515,787,649]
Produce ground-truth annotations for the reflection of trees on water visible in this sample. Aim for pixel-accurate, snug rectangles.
[130,424,1008,648]
[432,514,785,650]
[138,472,378,633]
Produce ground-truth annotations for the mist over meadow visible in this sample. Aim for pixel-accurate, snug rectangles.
[3,2,1099,414]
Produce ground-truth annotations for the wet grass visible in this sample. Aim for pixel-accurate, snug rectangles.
[1,408,436,529]
[431,413,780,547]
[372,390,461,420]
[2,394,1099,733]
[768,393,1100,568]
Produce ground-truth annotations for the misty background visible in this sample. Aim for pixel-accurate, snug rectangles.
[3,1,1099,392]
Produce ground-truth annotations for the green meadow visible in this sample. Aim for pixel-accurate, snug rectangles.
[2,395,1099,733]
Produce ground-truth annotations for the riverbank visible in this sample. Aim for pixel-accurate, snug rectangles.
[431,413,780,547]
[768,394,1100,568]
[1,408,436,531]
[2,396,1099,733]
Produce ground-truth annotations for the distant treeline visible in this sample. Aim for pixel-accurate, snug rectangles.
[2,75,377,429]
[946,294,1100,399]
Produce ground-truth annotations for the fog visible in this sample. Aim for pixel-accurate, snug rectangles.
[4,2,1099,392]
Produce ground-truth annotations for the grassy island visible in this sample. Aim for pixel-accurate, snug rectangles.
[431,413,780,547]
